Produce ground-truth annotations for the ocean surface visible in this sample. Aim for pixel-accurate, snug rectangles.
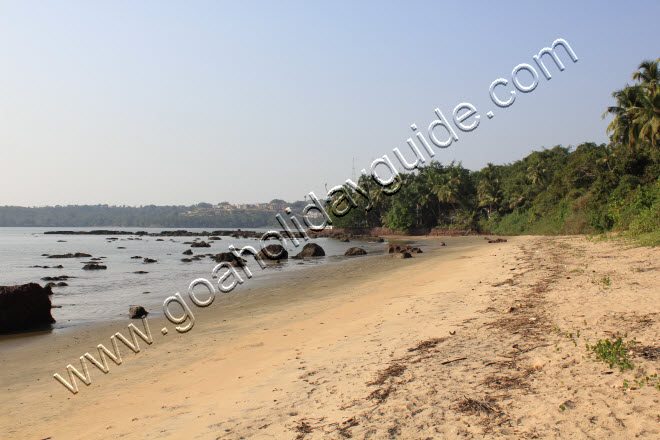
[0,227,388,330]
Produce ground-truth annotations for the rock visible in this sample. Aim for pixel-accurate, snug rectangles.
[156,239,164,241]
[47,253,92,259]
[395,252,412,259]
[143,258,157,264]
[134,271,149,274]
[293,243,326,259]
[129,306,148,319]
[181,258,193,263]
[488,238,508,243]
[209,236,222,240]
[56,282,68,287]
[130,256,142,259]
[387,244,403,254]
[117,246,126,249]
[191,241,211,248]
[344,247,367,256]
[41,275,73,281]
[182,249,193,255]
[45,282,56,289]
[371,237,385,242]
[0,283,55,332]
[388,244,423,254]
[211,252,247,267]
[83,263,107,270]
[439,242,446,246]
[339,236,350,242]
[256,244,288,261]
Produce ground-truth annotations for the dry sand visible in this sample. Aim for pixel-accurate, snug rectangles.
[1,235,659,439]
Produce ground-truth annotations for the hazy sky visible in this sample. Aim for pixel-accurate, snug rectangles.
[1,1,659,206]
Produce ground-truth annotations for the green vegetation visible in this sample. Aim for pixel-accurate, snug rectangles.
[552,324,660,392]
[585,337,636,372]
[330,59,660,245]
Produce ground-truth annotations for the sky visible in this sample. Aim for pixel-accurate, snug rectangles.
[1,0,659,206]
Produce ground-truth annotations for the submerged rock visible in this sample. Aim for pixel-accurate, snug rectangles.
[211,252,247,267]
[41,275,73,281]
[191,241,211,248]
[47,253,92,259]
[0,283,55,332]
[83,263,107,270]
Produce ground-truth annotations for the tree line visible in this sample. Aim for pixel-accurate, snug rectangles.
[0,205,281,228]
[329,58,660,244]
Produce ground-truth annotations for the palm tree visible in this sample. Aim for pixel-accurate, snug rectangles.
[604,59,660,153]
[603,85,644,154]
[526,160,548,187]
[634,85,660,150]
[477,163,502,218]
[596,146,617,171]
[632,58,660,88]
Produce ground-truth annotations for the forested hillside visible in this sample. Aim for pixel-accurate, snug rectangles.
[0,205,279,228]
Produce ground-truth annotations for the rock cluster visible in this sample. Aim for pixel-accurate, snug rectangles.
[387,244,423,254]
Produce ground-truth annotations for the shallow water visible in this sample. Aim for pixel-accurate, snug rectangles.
[0,227,389,329]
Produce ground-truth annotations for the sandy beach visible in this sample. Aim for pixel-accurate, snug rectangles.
[1,235,659,439]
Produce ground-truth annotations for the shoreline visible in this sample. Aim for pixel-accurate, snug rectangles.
[0,235,425,340]
[0,235,452,347]
[2,235,658,439]
[0,227,397,330]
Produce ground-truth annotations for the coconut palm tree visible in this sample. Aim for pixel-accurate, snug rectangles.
[634,85,660,150]
[603,85,644,154]
[526,160,548,187]
[604,59,660,153]
[477,163,502,218]
[632,58,660,88]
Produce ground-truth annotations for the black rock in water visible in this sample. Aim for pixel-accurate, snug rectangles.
[0,283,55,332]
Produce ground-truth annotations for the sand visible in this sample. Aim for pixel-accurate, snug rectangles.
[1,235,659,439]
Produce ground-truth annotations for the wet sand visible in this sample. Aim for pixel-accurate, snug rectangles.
[1,236,659,439]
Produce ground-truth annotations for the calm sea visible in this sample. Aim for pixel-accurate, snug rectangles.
[0,227,387,329]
